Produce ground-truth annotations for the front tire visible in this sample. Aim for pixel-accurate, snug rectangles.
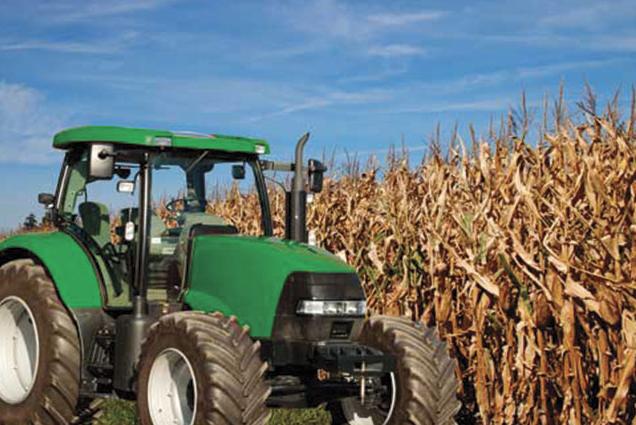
[137,311,271,425]
[329,316,461,425]
[0,259,81,425]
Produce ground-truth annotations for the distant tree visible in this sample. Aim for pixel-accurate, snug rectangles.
[22,213,38,230]
[41,211,53,228]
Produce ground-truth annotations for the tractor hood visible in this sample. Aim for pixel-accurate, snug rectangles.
[183,235,356,338]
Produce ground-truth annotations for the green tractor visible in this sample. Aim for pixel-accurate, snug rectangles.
[0,126,461,425]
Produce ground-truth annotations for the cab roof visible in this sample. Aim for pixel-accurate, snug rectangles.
[53,126,270,155]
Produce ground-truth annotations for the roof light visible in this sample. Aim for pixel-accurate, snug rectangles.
[255,144,266,154]
[153,136,172,147]
[171,131,213,139]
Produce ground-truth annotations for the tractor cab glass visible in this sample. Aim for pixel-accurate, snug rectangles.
[148,152,265,236]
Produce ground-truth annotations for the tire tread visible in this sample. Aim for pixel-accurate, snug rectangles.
[138,311,270,425]
[0,259,81,425]
[335,315,461,425]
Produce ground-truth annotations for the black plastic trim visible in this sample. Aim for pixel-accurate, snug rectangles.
[271,272,366,343]
[261,340,395,374]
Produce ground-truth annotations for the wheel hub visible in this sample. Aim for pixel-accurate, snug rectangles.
[340,372,397,425]
[148,348,198,425]
[0,296,40,404]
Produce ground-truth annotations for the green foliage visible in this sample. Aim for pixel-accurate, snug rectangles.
[270,408,331,425]
[95,400,138,425]
[97,400,330,424]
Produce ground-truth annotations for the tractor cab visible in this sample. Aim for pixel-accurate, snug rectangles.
[47,134,273,309]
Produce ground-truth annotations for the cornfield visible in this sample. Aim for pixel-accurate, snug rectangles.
[209,92,636,424]
[2,90,635,424]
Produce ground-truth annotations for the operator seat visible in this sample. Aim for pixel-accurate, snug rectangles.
[78,202,126,302]
[78,202,111,247]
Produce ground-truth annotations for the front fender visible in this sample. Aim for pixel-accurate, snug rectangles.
[0,232,103,309]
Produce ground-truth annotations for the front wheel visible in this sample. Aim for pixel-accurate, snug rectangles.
[136,311,271,425]
[329,316,461,425]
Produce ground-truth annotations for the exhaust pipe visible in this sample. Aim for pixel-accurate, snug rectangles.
[286,133,310,243]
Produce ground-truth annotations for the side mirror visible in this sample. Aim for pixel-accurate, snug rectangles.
[117,180,135,194]
[232,164,246,180]
[38,193,55,206]
[89,143,115,180]
[308,159,327,193]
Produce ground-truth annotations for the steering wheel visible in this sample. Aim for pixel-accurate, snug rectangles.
[164,198,190,229]
[165,198,187,214]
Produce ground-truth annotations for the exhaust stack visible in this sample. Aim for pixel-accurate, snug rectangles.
[286,133,310,243]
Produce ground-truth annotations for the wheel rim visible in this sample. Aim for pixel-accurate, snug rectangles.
[148,348,197,425]
[340,372,397,425]
[0,296,40,404]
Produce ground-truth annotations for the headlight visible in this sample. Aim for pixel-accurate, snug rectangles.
[296,300,366,316]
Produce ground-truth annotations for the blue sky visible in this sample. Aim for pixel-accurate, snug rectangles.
[0,0,634,230]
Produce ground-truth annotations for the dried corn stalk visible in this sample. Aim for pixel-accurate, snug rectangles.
[208,95,636,424]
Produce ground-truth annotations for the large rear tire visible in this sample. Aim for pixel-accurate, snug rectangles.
[329,316,461,425]
[136,311,271,425]
[0,259,81,425]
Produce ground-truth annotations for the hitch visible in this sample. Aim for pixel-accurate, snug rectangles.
[312,343,395,376]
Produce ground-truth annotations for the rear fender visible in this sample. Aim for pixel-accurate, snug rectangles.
[0,232,110,394]
[0,232,104,309]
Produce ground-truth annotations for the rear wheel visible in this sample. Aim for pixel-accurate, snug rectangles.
[329,316,461,425]
[137,311,271,425]
[0,259,81,424]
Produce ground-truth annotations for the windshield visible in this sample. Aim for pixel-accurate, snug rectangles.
[149,152,272,238]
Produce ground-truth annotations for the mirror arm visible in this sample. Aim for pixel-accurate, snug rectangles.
[260,160,295,172]
[98,150,116,159]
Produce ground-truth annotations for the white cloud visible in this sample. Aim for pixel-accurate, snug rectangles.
[588,35,636,52]
[538,1,636,30]
[480,32,636,52]
[245,98,332,122]
[367,11,445,27]
[278,0,358,40]
[411,58,625,96]
[38,0,173,23]
[338,66,407,84]
[1,40,113,54]
[384,97,514,114]
[367,44,426,57]
[516,59,619,78]
[244,89,391,122]
[277,1,446,41]
[0,32,139,54]
[0,82,66,164]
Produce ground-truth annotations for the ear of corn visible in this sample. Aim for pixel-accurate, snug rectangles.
[208,92,636,424]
